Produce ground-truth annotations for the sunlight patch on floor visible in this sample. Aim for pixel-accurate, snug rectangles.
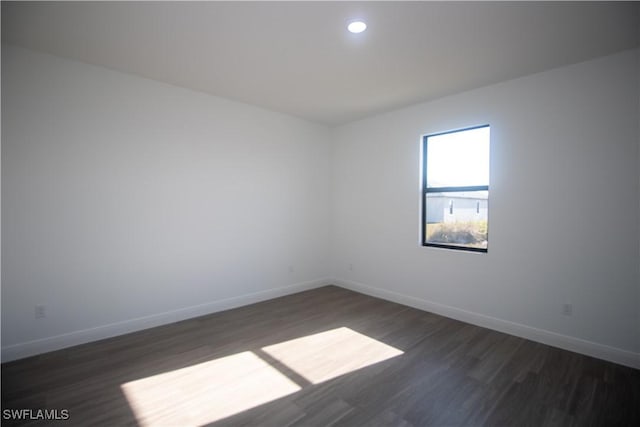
[262,326,404,384]
[121,351,301,426]
[121,327,403,425]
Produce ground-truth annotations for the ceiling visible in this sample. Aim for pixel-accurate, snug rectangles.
[2,1,639,126]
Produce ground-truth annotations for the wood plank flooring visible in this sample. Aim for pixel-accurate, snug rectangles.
[2,285,639,426]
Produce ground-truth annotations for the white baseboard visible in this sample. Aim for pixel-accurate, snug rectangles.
[1,278,331,363]
[5,277,638,369]
[333,278,640,370]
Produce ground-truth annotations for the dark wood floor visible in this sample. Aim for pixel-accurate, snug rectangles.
[2,285,639,426]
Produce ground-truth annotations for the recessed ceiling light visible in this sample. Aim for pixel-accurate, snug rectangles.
[347,21,367,34]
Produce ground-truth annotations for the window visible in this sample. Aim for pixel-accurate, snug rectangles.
[422,125,490,252]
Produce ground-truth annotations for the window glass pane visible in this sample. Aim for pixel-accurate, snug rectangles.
[425,191,488,250]
[426,126,490,188]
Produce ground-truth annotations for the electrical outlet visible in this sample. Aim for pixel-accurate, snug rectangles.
[288,265,295,273]
[35,304,46,319]
[349,263,353,271]
[562,303,572,316]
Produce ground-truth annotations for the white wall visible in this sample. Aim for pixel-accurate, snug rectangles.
[1,45,331,360]
[3,45,639,368]
[331,49,640,366]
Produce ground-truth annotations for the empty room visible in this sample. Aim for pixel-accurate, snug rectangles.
[1,1,639,426]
